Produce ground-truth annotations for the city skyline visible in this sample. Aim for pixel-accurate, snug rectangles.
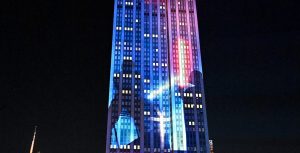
[1,0,299,153]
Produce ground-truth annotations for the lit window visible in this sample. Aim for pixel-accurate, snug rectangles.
[197,104,203,109]
[196,93,202,97]
[152,34,158,38]
[144,111,150,115]
[136,47,141,51]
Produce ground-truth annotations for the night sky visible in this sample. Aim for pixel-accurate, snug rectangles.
[1,0,299,153]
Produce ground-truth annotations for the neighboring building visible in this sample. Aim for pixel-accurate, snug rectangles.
[209,140,214,153]
[106,0,210,153]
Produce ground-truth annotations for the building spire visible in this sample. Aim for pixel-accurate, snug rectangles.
[29,126,37,153]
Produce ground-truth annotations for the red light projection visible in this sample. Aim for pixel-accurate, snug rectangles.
[173,38,193,87]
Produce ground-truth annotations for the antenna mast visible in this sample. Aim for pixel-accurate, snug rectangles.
[29,126,37,153]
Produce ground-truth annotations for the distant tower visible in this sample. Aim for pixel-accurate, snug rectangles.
[209,140,214,153]
[29,126,37,153]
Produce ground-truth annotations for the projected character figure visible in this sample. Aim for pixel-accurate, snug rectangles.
[179,70,204,151]
[108,60,140,149]
[108,59,168,150]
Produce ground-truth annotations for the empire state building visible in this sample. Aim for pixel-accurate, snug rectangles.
[106,0,210,152]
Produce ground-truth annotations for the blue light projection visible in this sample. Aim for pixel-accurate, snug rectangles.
[110,112,139,148]
[106,0,210,153]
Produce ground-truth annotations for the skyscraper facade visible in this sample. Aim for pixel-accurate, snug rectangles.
[106,0,210,153]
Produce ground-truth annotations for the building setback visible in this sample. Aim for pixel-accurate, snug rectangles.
[106,0,210,153]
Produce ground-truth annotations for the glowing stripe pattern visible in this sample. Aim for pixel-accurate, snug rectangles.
[175,38,193,87]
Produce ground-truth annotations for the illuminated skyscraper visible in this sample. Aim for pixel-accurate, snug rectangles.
[106,0,210,153]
